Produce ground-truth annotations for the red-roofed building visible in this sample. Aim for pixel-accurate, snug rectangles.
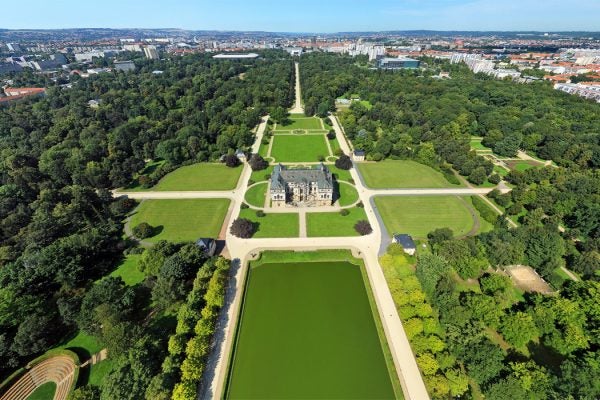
[4,87,46,97]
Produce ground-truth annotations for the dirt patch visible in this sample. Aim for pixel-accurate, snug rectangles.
[505,265,554,294]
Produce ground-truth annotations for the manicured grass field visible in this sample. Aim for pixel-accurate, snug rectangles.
[239,208,298,238]
[151,163,242,191]
[374,196,476,238]
[270,135,330,162]
[110,254,145,286]
[336,182,359,206]
[275,116,323,131]
[506,160,538,172]
[130,199,230,242]
[307,207,368,237]
[227,258,395,399]
[358,160,457,188]
[244,183,268,208]
[26,382,56,400]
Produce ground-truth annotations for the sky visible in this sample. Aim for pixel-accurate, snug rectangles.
[2,0,599,32]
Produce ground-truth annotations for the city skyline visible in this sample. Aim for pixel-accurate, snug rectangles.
[2,0,599,33]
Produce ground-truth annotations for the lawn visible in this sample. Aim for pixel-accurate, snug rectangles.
[336,182,359,206]
[329,165,353,182]
[226,258,396,399]
[110,254,145,286]
[244,183,268,208]
[87,359,114,387]
[130,199,230,242]
[358,160,458,188]
[26,382,56,400]
[506,160,538,172]
[150,163,242,191]
[470,138,492,151]
[249,165,274,183]
[239,208,298,238]
[375,196,476,238]
[307,207,368,237]
[270,135,330,162]
[275,116,323,131]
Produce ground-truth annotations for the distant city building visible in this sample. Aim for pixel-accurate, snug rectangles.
[270,164,334,207]
[4,87,46,97]
[114,60,135,72]
[212,53,259,59]
[377,57,420,69]
[554,83,600,103]
[144,45,160,60]
[284,47,303,56]
[31,53,67,71]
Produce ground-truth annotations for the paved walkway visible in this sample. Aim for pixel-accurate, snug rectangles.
[298,210,307,238]
[289,62,304,114]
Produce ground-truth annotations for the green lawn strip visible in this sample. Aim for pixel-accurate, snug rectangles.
[469,139,491,151]
[239,208,298,238]
[337,182,359,207]
[109,254,145,286]
[244,183,268,208]
[306,207,367,237]
[249,165,274,183]
[59,331,103,356]
[26,382,56,400]
[328,135,342,154]
[270,135,330,162]
[258,139,269,157]
[150,163,242,191]
[252,249,358,265]
[374,196,475,239]
[130,199,230,242]
[275,116,323,130]
[227,257,395,399]
[358,160,460,188]
[494,165,509,177]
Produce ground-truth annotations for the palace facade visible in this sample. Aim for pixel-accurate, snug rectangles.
[270,163,334,207]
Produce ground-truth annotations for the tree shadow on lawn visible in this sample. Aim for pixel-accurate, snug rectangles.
[527,341,565,373]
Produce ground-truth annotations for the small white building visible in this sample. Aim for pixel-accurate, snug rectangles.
[353,150,366,161]
[393,234,417,256]
[235,149,247,162]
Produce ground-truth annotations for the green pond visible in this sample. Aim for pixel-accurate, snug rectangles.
[227,261,396,399]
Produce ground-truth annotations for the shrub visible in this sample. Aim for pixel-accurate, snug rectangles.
[356,200,364,208]
[138,175,153,187]
[507,203,523,215]
[371,152,384,161]
[224,154,240,167]
[230,218,255,238]
[132,222,155,239]
[264,174,271,181]
[240,203,249,209]
[327,131,336,140]
[318,155,325,162]
[427,228,453,245]
[334,148,343,156]
[355,220,372,235]
[256,210,265,217]
[335,154,353,170]
[348,178,355,184]
[471,196,498,223]
[339,209,350,216]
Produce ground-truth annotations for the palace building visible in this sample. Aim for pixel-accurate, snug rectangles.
[270,163,334,207]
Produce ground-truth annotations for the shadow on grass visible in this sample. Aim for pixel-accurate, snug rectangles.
[527,341,565,373]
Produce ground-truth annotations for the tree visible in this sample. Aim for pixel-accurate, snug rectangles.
[334,154,353,170]
[326,130,336,140]
[468,166,488,185]
[354,220,372,235]
[11,311,65,356]
[445,369,469,397]
[416,352,439,376]
[479,273,511,295]
[224,154,240,167]
[132,222,155,239]
[72,386,101,400]
[248,154,268,171]
[230,218,255,238]
[271,106,289,124]
[427,228,453,246]
[500,312,538,348]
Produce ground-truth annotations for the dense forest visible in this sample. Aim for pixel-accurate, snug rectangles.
[0,49,293,394]
[301,52,600,399]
